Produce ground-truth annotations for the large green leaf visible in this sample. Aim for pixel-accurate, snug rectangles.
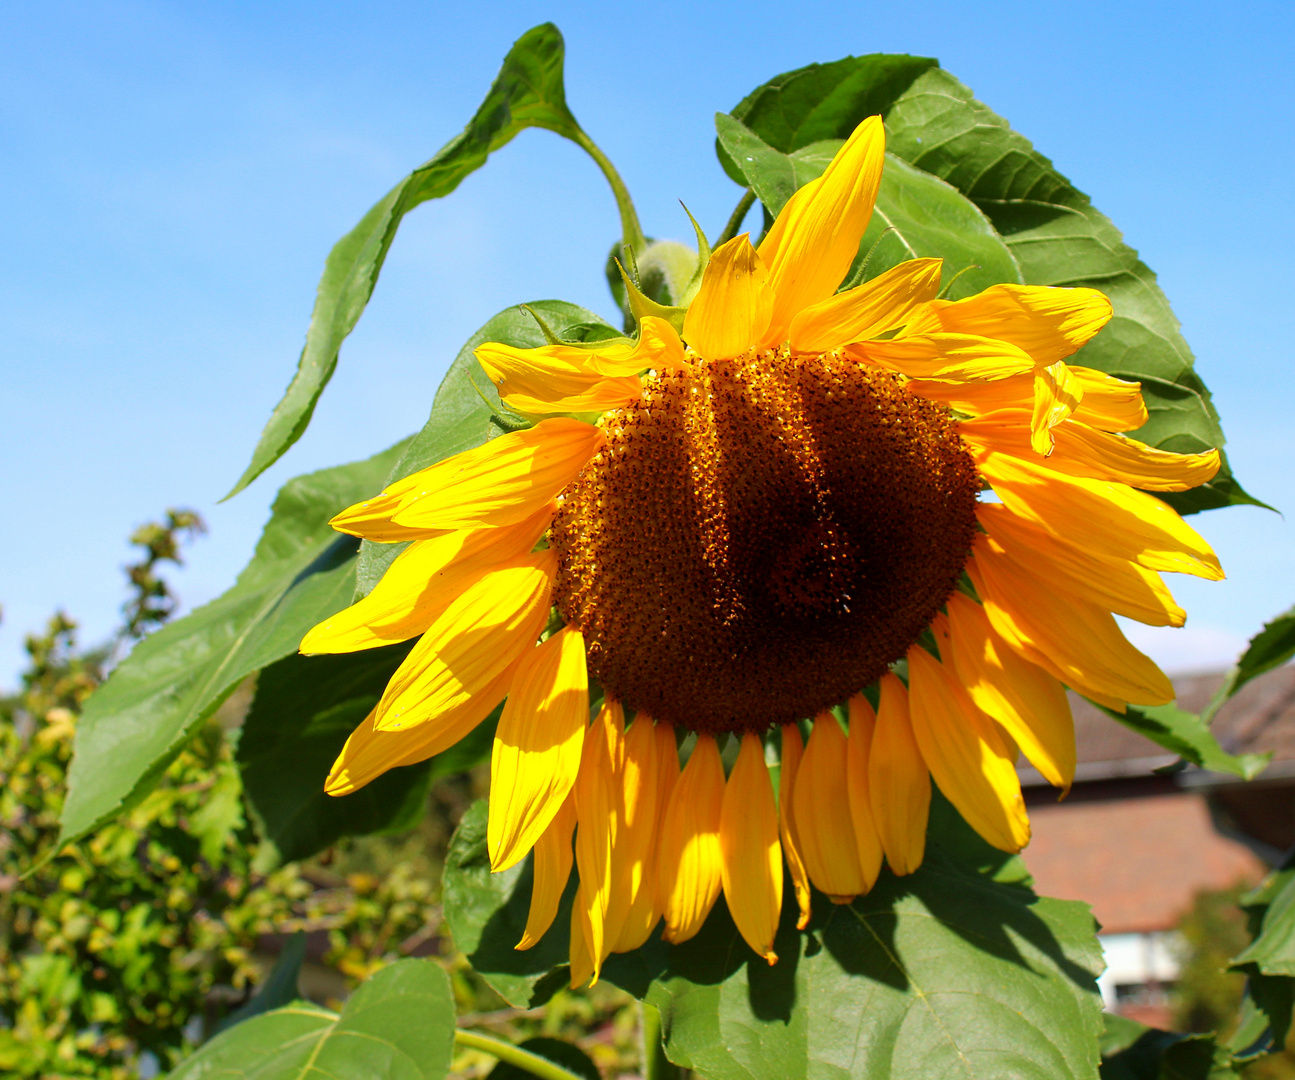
[168,959,456,1080]
[237,645,430,866]
[723,59,1261,514]
[54,441,407,860]
[714,115,1021,297]
[227,23,589,498]
[353,300,620,598]
[442,796,1104,1079]
[1093,700,1269,780]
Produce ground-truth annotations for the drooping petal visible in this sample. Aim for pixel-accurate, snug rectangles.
[573,699,624,978]
[682,235,772,359]
[489,625,590,871]
[788,258,942,354]
[968,537,1175,707]
[849,333,1035,382]
[904,284,1113,366]
[588,316,687,376]
[757,116,886,345]
[1069,367,1148,431]
[792,712,867,903]
[844,695,884,891]
[658,735,725,944]
[568,884,596,989]
[391,418,603,531]
[609,716,667,953]
[517,791,576,949]
[778,724,812,929]
[720,733,783,963]
[944,592,1076,792]
[371,550,556,733]
[301,502,554,655]
[867,674,929,876]
[1031,362,1084,454]
[977,502,1185,627]
[974,448,1223,581]
[906,644,1031,853]
[475,340,643,414]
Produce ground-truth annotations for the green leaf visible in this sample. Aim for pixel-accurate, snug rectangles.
[1203,605,1295,724]
[441,800,575,1009]
[1092,700,1269,780]
[54,441,408,862]
[213,930,307,1036]
[226,23,588,498]
[1235,874,1295,976]
[486,1037,599,1080]
[1098,1014,1233,1079]
[169,958,456,1080]
[441,797,1105,1079]
[238,645,432,866]
[715,117,1021,299]
[724,58,1262,514]
[353,300,620,599]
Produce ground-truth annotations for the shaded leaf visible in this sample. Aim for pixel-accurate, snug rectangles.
[1235,872,1295,977]
[723,59,1261,514]
[55,441,409,861]
[213,930,307,1036]
[354,300,619,598]
[169,958,455,1080]
[1203,605,1295,724]
[1093,700,1269,780]
[486,1037,599,1080]
[238,645,432,865]
[227,23,588,497]
[1098,1014,1232,1080]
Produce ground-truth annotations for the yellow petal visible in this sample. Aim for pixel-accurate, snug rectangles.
[975,448,1222,581]
[609,716,666,953]
[329,468,448,542]
[391,418,602,531]
[910,284,1113,365]
[324,660,517,795]
[588,316,687,376]
[850,333,1035,381]
[845,696,884,890]
[1069,366,1148,431]
[682,234,771,359]
[568,883,596,989]
[489,625,590,872]
[792,712,866,903]
[906,644,1031,853]
[517,791,576,950]
[944,592,1076,792]
[977,502,1185,627]
[757,116,886,345]
[867,674,929,876]
[573,699,624,978]
[475,341,642,415]
[301,503,554,655]
[658,735,724,944]
[968,537,1175,707]
[778,724,812,930]
[373,550,556,733]
[788,258,942,354]
[1031,362,1083,454]
[720,733,783,963]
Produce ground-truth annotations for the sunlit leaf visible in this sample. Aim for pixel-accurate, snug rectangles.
[1093,700,1269,780]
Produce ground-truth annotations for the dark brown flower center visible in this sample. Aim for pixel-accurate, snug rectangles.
[550,349,980,734]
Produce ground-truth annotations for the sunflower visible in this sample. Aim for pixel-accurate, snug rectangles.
[300,116,1222,982]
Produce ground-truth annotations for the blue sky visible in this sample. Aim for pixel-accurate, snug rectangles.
[2,0,1293,686]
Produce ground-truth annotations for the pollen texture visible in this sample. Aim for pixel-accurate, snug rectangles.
[551,350,980,733]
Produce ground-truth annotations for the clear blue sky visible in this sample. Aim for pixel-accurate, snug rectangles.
[2,0,1292,687]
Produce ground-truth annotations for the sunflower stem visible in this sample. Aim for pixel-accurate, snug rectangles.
[571,127,647,259]
[454,1029,589,1080]
[641,1002,683,1080]
[715,189,756,247]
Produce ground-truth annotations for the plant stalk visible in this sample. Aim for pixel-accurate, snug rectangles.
[571,127,647,259]
[642,1001,683,1080]
[454,1028,589,1080]
[715,189,756,247]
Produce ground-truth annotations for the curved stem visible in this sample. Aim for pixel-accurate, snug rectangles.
[714,189,756,247]
[571,127,647,258]
[641,1001,682,1080]
[454,1029,589,1080]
